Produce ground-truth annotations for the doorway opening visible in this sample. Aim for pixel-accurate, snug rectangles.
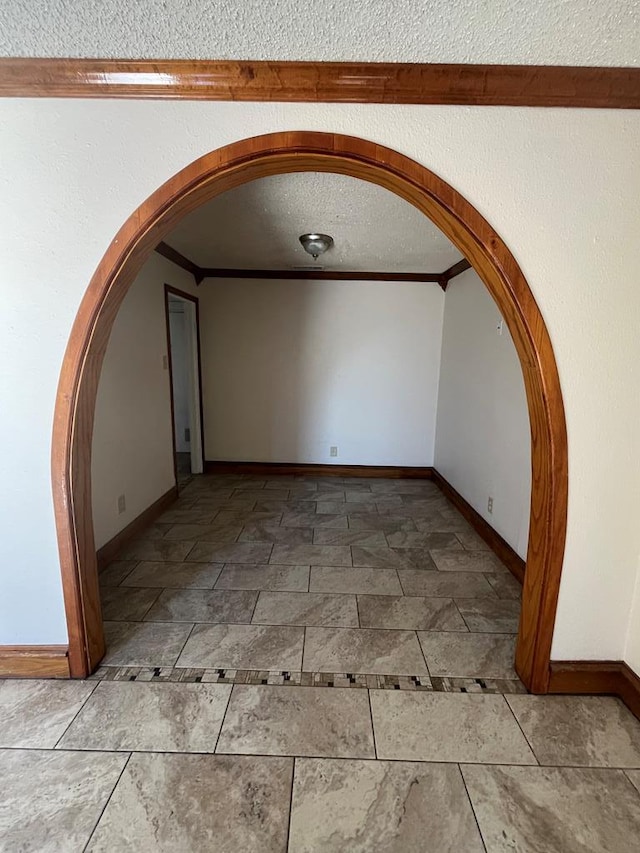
[165,286,205,485]
[52,132,567,692]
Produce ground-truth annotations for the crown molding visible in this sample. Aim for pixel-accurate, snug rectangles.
[1,59,639,108]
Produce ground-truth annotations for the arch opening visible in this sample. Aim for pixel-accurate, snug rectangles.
[52,131,568,692]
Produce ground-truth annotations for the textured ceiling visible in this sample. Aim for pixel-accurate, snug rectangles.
[1,0,639,64]
[166,173,462,273]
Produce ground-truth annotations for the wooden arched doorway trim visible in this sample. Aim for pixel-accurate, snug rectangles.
[52,131,568,692]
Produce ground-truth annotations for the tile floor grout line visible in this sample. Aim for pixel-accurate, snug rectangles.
[285,757,297,852]
[50,682,101,750]
[81,751,133,853]
[457,762,489,853]
[367,689,379,759]
[212,682,235,754]
[5,744,640,771]
[248,589,262,624]
[502,693,540,766]
[172,621,198,668]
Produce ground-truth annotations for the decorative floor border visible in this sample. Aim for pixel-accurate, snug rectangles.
[91,666,528,694]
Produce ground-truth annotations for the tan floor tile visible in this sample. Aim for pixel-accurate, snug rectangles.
[186,542,273,563]
[358,594,468,631]
[58,681,232,752]
[462,764,640,853]
[347,513,418,533]
[399,569,496,598]
[100,585,161,621]
[144,588,257,623]
[252,591,358,627]
[121,560,223,589]
[310,566,402,596]
[87,753,292,852]
[303,627,428,675]
[102,621,193,667]
[430,549,508,573]
[418,632,517,679]
[456,597,521,632]
[352,546,435,570]
[0,680,96,748]
[270,544,352,566]
[215,563,309,591]
[506,695,640,767]
[0,749,127,851]
[485,572,522,599]
[217,685,375,758]
[370,692,536,764]
[176,622,304,670]
[289,759,484,852]
[312,528,387,546]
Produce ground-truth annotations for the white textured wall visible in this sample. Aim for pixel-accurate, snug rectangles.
[0,101,639,670]
[0,0,638,65]
[91,254,196,550]
[199,278,444,466]
[435,269,531,559]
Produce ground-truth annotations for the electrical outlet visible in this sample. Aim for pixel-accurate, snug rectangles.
[497,320,504,336]
[184,427,190,443]
[117,494,126,514]
[330,446,338,458]
[487,496,493,514]
[162,355,168,370]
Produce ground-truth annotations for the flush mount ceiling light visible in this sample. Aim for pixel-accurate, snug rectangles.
[299,233,334,260]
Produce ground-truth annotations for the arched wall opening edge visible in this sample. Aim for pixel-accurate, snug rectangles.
[51,131,568,693]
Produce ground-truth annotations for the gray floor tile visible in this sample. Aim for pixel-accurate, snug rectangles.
[270,544,352,566]
[316,500,372,515]
[312,528,388,546]
[176,622,304,670]
[431,549,508,573]
[385,532,463,549]
[289,758,484,853]
[418,632,517,678]
[352,546,435,570]
[215,510,283,525]
[157,508,218,525]
[310,566,403,596]
[0,680,96,748]
[144,588,258,623]
[58,681,231,752]
[119,538,197,562]
[217,685,375,758]
[186,542,273,563]
[626,769,640,793]
[233,489,289,501]
[485,572,522,599]
[252,591,358,627]
[358,595,468,631]
[462,764,640,853]
[347,513,418,533]
[370,691,536,764]
[238,522,313,544]
[506,695,640,767]
[162,522,242,542]
[399,569,497,598]
[0,749,127,852]
[303,626,428,675]
[453,528,492,550]
[100,585,161,621]
[121,560,223,589]
[456,598,521,632]
[280,511,348,529]
[215,563,309,591]
[102,621,193,667]
[98,559,138,587]
[87,753,292,852]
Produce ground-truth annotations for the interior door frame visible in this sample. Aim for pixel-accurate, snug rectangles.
[51,131,568,691]
[164,284,206,485]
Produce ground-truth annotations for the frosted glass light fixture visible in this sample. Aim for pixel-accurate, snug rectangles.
[299,233,334,260]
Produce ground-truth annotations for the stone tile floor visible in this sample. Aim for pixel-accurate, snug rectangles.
[3,473,640,850]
